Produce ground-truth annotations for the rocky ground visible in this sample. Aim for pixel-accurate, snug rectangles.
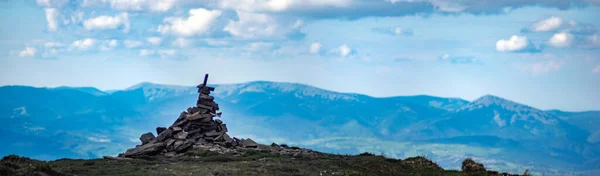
[1,144,525,176]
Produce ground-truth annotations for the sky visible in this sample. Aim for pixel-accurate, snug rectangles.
[0,0,599,111]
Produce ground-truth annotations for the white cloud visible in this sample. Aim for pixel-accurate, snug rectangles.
[309,42,322,54]
[44,8,59,32]
[245,42,275,52]
[37,0,68,7]
[123,40,144,48]
[44,42,64,48]
[139,49,178,58]
[18,47,37,57]
[72,38,97,50]
[85,0,178,12]
[339,44,351,57]
[218,0,352,12]
[495,35,529,52]
[531,60,561,75]
[100,40,119,51]
[158,49,176,56]
[172,38,193,48]
[205,39,230,46]
[549,32,574,48]
[108,40,119,47]
[146,37,163,45]
[37,0,52,6]
[87,137,111,143]
[594,65,600,73]
[224,11,302,40]
[530,16,564,32]
[72,11,85,23]
[139,49,155,56]
[83,13,130,32]
[158,8,222,36]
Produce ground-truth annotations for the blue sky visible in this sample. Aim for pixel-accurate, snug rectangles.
[0,0,599,111]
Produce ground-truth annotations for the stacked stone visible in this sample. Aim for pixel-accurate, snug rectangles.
[119,74,258,158]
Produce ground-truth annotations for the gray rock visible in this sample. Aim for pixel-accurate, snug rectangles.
[166,139,176,147]
[197,103,213,111]
[156,129,173,142]
[172,118,188,127]
[139,132,155,145]
[241,138,258,148]
[174,131,188,140]
[222,134,233,143]
[174,140,195,153]
[188,112,213,121]
[122,142,165,157]
[220,124,228,133]
[173,140,184,149]
[164,152,176,158]
[215,119,223,124]
[199,94,214,101]
[156,127,167,135]
[205,130,220,137]
[187,128,202,135]
[172,126,182,132]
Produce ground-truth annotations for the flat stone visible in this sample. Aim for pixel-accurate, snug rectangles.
[139,132,155,145]
[173,140,184,149]
[205,130,220,137]
[221,124,228,133]
[188,112,213,121]
[196,103,214,111]
[174,131,188,140]
[122,142,165,157]
[172,118,188,127]
[241,138,258,148]
[174,140,195,153]
[156,129,173,142]
[215,119,223,124]
[164,152,176,158]
[156,127,167,135]
[199,94,214,101]
[172,126,182,132]
[166,139,176,147]
[223,134,233,143]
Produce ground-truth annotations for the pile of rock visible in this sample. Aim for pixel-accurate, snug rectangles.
[118,74,258,158]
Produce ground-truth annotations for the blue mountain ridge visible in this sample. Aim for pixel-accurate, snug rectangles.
[0,82,598,175]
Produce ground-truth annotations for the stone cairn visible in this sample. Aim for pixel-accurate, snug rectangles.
[118,74,258,158]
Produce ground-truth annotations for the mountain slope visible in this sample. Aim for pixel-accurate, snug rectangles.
[0,82,598,174]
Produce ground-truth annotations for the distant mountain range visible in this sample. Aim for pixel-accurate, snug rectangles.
[0,81,598,175]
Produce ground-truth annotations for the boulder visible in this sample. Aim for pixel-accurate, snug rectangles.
[174,131,188,140]
[462,158,486,173]
[122,142,165,157]
[241,138,258,148]
[139,132,155,145]
[156,127,167,135]
[156,129,173,142]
